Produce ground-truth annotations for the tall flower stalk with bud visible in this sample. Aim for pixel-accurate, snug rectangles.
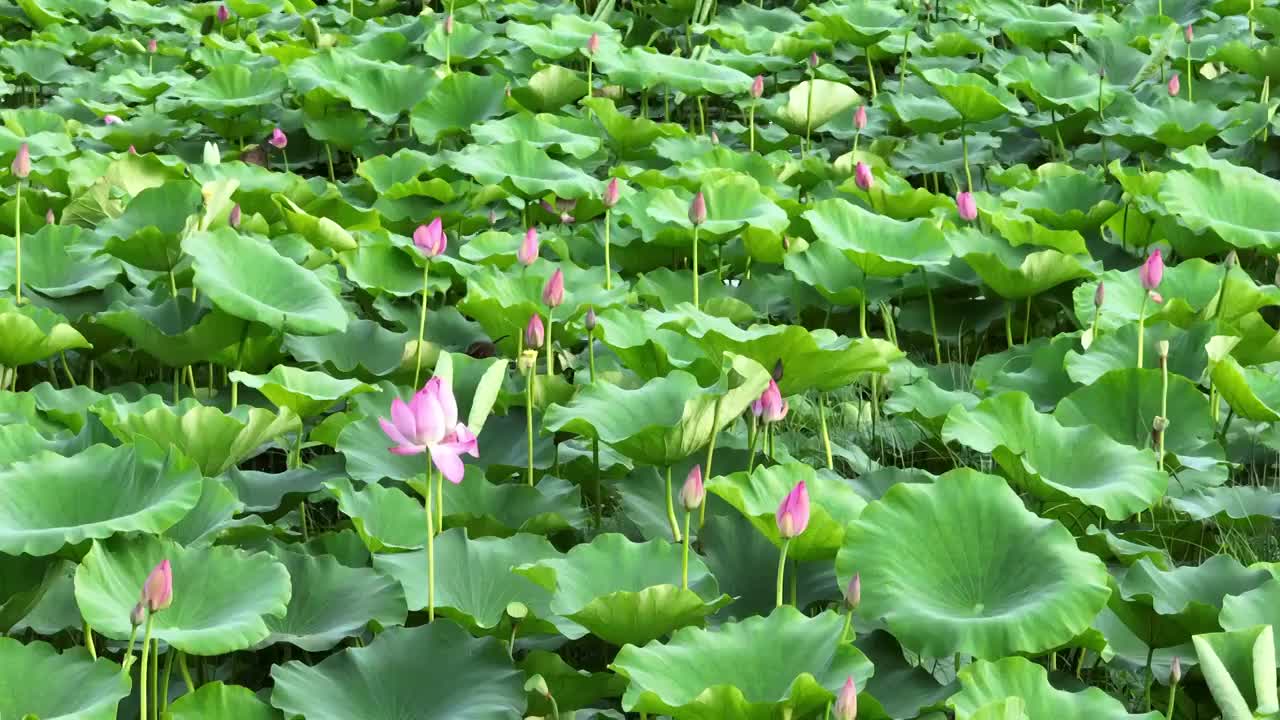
[1138,249,1163,368]
[443,14,455,73]
[585,33,599,108]
[853,105,867,153]
[602,178,619,289]
[775,481,809,607]
[1166,657,1182,720]
[542,269,564,376]
[679,465,704,589]
[1157,340,1170,471]
[804,53,819,156]
[523,314,543,487]
[689,191,706,308]
[269,127,288,172]
[134,559,173,720]
[748,75,764,151]
[1184,25,1194,102]
[749,379,788,472]
[11,143,29,304]
[413,218,446,387]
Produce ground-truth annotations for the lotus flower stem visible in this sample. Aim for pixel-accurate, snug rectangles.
[83,622,96,658]
[1005,303,1014,347]
[123,624,139,674]
[665,466,683,542]
[413,263,431,387]
[818,393,834,470]
[435,471,444,535]
[14,180,22,304]
[804,77,816,156]
[840,608,853,642]
[922,268,942,363]
[526,363,535,486]
[699,405,719,529]
[748,104,756,151]
[691,227,700,308]
[747,415,760,473]
[150,637,159,720]
[160,649,175,714]
[230,323,249,407]
[603,208,612,290]
[1137,294,1148,368]
[324,143,336,182]
[586,57,593,106]
[424,458,436,622]
[775,538,792,607]
[865,49,878,99]
[1186,45,1193,102]
[960,120,973,191]
[139,615,154,720]
[681,510,692,589]
[1024,298,1032,344]
[1166,675,1179,719]
[281,147,289,173]
[178,652,194,694]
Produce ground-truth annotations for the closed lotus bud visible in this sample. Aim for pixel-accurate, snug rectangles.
[835,677,858,720]
[524,314,545,350]
[518,348,539,374]
[584,306,597,332]
[1185,24,1193,43]
[217,4,229,22]
[603,177,620,208]
[1168,72,1180,96]
[203,141,221,165]
[11,142,30,178]
[854,161,874,191]
[142,559,173,612]
[228,203,241,228]
[808,52,819,69]
[130,601,147,627]
[1149,290,1164,304]
[128,145,137,155]
[413,217,447,257]
[104,114,122,125]
[1157,340,1169,360]
[488,207,498,226]
[854,105,867,131]
[148,38,157,53]
[750,74,764,99]
[518,227,539,266]
[1170,657,1182,685]
[689,191,707,226]
[680,464,705,511]
[1224,250,1237,269]
[956,190,977,221]
[711,131,719,145]
[542,268,565,308]
[587,32,599,55]
[445,14,454,35]
[772,358,784,382]
[844,573,861,610]
[45,208,55,224]
[1141,249,1163,290]
[776,481,810,539]
[752,378,789,423]
[1094,281,1105,308]
[269,127,287,149]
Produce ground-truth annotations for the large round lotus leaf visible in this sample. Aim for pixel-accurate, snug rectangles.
[288,49,432,124]
[942,392,1168,520]
[93,395,300,477]
[1089,95,1235,150]
[948,228,1093,299]
[271,622,526,720]
[592,305,717,380]
[0,554,60,633]
[1170,485,1280,522]
[804,198,951,277]
[284,318,408,378]
[506,14,617,59]
[163,681,280,720]
[1209,351,1280,422]
[1192,625,1278,720]
[998,55,1118,113]
[230,365,377,417]
[805,0,904,44]
[98,180,202,271]
[837,468,1112,659]
[93,294,246,367]
[409,72,508,143]
[520,650,628,715]
[784,241,901,307]
[510,65,589,112]
[163,476,242,547]
[970,0,1099,49]
[1003,171,1122,231]
[170,64,287,112]
[472,113,602,160]
[1159,166,1280,250]
[920,68,1028,123]
[772,79,860,133]
[273,196,358,253]
[1118,555,1271,634]
[543,353,770,467]
[708,462,866,561]
[641,173,789,241]
[950,656,1162,720]
[0,298,91,367]
[261,547,406,652]
[16,225,120,297]
[1220,578,1280,659]
[448,140,599,199]
[515,533,731,646]
[75,534,291,655]
[432,352,510,435]
[597,47,754,95]
[610,607,873,720]
[0,438,201,556]
[183,228,349,336]
[355,149,450,201]
[374,529,563,632]
[0,637,131,720]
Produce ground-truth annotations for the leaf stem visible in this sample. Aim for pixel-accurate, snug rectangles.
[922,267,942,363]
[139,615,154,720]
[526,364,535,486]
[415,261,430,387]
[603,209,612,290]
[665,466,682,543]
[178,651,195,694]
[1137,294,1148,369]
[691,226,700,308]
[425,458,435,622]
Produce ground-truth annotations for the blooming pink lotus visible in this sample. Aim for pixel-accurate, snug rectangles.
[956,191,977,221]
[680,464,705,511]
[142,559,173,612]
[525,313,545,350]
[269,127,287,149]
[752,379,788,423]
[1167,73,1180,97]
[413,217,446,257]
[378,377,478,484]
[776,481,810,538]
[835,677,857,720]
[11,143,30,178]
[518,227,539,266]
[103,114,122,125]
[689,191,707,226]
[543,268,565,308]
[1141,249,1163,290]
[854,162,874,191]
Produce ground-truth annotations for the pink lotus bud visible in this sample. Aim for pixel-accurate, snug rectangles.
[128,145,137,154]
[1168,73,1180,97]
[413,217,447,257]
[1149,290,1163,304]
[808,52,819,69]
[956,190,977,221]
[854,162,873,191]
[269,127,287,149]
[587,32,599,55]
[130,601,147,627]
[103,114,122,125]
[680,464,705,511]
[542,268,565,308]
[142,559,173,612]
[1170,656,1182,685]
[540,197,577,224]
[711,131,719,145]
[750,74,764,99]
[444,14,454,35]
[752,379,788,423]
[776,481,810,539]
[11,143,30,178]
[525,314,545,350]
[603,177,620,208]
[148,38,157,53]
[854,105,867,131]
[844,573,861,610]
[518,227,539,266]
[45,208,55,224]
[488,207,497,225]
[216,4,229,22]
[228,203,241,228]
[835,677,858,720]
[689,191,707,226]
[1185,24,1193,43]
[584,306,597,331]
[1141,249,1163,290]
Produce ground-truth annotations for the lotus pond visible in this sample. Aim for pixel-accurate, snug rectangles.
[3,0,1280,718]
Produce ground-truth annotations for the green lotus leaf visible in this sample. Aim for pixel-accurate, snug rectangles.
[355,149,451,201]
[582,97,687,158]
[284,319,408,378]
[409,72,508,143]
[948,227,1093,299]
[970,0,1100,49]
[270,622,526,720]
[839,468,1111,659]
[75,534,291,655]
[230,365,377,417]
[950,656,1162,719]
[1002,169,1122,231]
[610,607,873,720]
[0,637,130,720]
[1192,625,1278,720]
[374,529,563,632]
[184,228,349,336]
[0,45,82,85]
[1089,94,1236,150]
[97,180,202,272]
[289,49,432,124]
[506,14,617,59]
[708,462,866,561]
[1159,165,1280,250]
[520,650,628,715]
[326,476,426,552]
[510,65,588,112]
[1073,259,1279,332]
[985,204,1089,254]
[543,353,770,467]
[449,140,598,199]
[1119,555,1271,637]
[889,82,965,132]
[16,225,119,297]
[0,554,59,633]
[163,682,281,720]
[641,172,789,242]
[1212,39,1280,84]
[93,294,246,367]
[773,79,861,134]
[93,395,300,477]
[805,0,904,45]
[1220,578,1280,659]
[804,198,951,277]
[1170,485,1280,522]
[432,351,509,434]
[472,112,603,160]
[920,68,1028,123]
[273,195,358,252]
[163,476,242,547]
[515,533,730,646]
[598,47,754,95]
[943,392,1167,519]
[784,241,900,306]
[0,298,91,367]
[0,438,200,556]
[1210,353,1280,421]
[998,55,1118,113]
[169,64,287,113]
[261,547,406,652]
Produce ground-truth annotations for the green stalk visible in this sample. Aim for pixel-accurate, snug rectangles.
[160,649,175,714]
[546,310,554,377]
[1165,681,1178,720]
[139,615,154,720]
[840,609,853,642]
[1186,42,1193,102]
[123,624,139,674]
[281,147,289,174]
[414,261,430,387]
[818,393,833,470]
[665,466,682,543]
[1137,294,1148,369]
[84,622,96,658]
[853,130,860,155]
[681,511,692,589]
[748,103,756,151]
[775,538,792,607]
[150,636,158,720]
[699,406,719,530]
[586,57,593,106]
[526,364,535,486]
[747,415,760,473]
[960,120,973,191]
[325,143,336,182]
[603,209,612,289]
[1005,303,1014,347]
[864,48,878,99]
[425,458,436,622]
[178,652,195,694]
[922,267,942,364]
[691,226,700,308]
[435,470,444,536]
[804,73,816,156]
[15,181,22,304]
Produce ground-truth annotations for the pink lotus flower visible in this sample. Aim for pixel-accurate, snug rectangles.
[216,4,229,22]
[956,190,977,221]
[1094,281,1104,308]
[752,378,788,423]
[1141,249,1163,290]
[680,464,705,511]
[103,114,122,125]
[228,203,241,228]
[142,559,173,612]
[1170,656,1182,684]
[269,127,287,149]
[835,677,857,720]
[854,162,874,191]
[854,105,867,131]
[444,14,454,35]
[689,191,707,226]
[413,217,446,257]
[11,143,30,178]
[587,32,599,55]
[808,52,819,69]
[128,145,137,155]
[543,268,565,308]
[776,480,810,538]
[1185,24,1194,43]
[378,377,479,484]
[603,177,620,208]
[518,228,539,266]
[1168,73,1180,97]
[845,573,861,609]
[148,38,157,53]
[45,208,55,224]
[750,74,764,99]
[525,313,545,349]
